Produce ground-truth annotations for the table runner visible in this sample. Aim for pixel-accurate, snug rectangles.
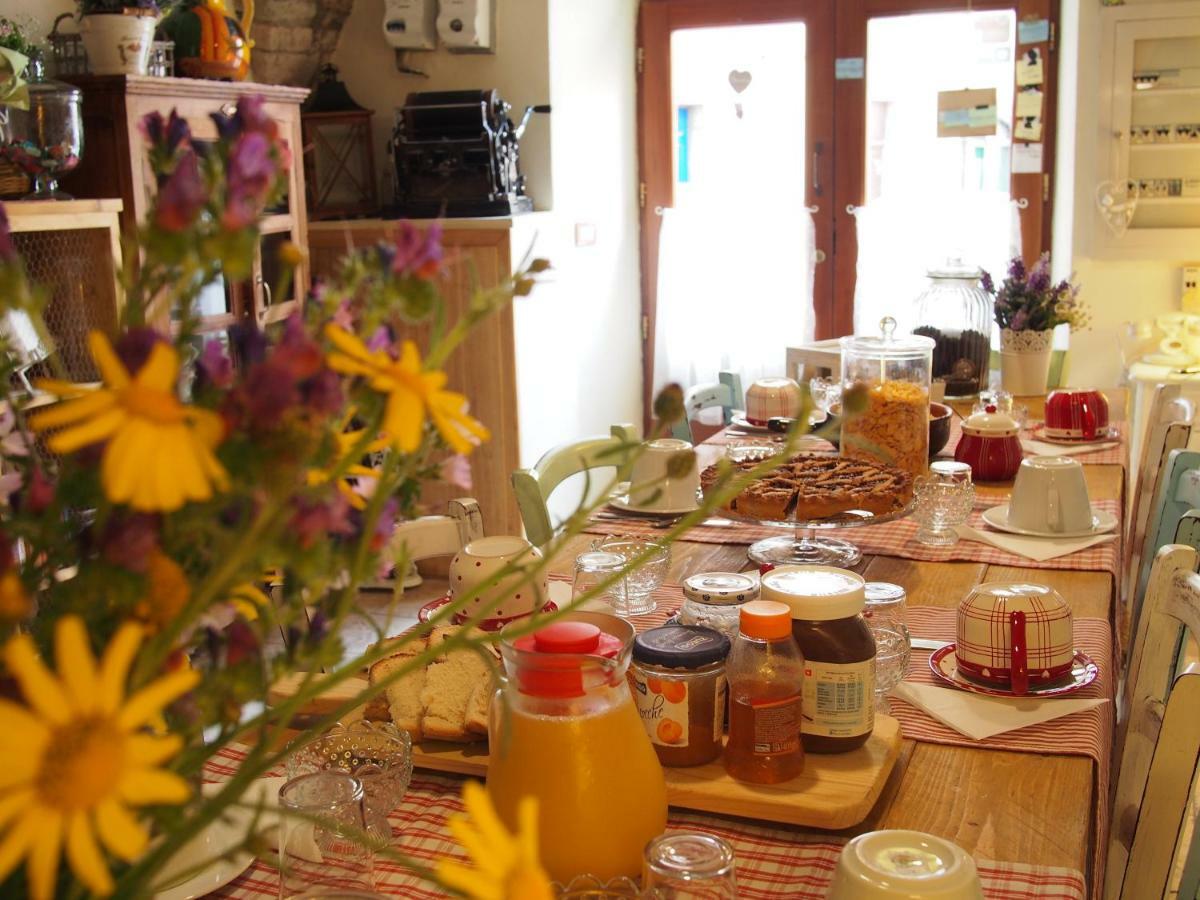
[587,498,1122,580]
[893,607,1114,895]
[205,749,1085,900]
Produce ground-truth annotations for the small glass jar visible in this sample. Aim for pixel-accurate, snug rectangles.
[679,572,760,639]
[643,832,738,899]
[840,317,934,479]
[912,261,993,398]
[629,625,731,767]
[760,565,876,754]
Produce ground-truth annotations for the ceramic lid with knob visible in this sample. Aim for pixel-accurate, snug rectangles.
[961,406,1019,438]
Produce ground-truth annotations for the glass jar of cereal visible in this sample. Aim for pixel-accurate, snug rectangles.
[839,317,934,479]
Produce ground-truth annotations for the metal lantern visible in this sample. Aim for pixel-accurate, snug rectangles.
[301,64,378,220]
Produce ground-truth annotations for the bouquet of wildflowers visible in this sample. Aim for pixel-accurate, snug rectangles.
[0,91,816,898]
[983,253,1088,333]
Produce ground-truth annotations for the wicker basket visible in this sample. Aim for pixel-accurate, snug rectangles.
[0,160,29,198]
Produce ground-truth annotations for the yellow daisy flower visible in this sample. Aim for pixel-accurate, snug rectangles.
[324,325,490,455]
[133,551,191,632]
[0,616,199,899]
[229,581,270,620]
[436,781,554,900]
[306,428,388,510]
[29,331,229,512]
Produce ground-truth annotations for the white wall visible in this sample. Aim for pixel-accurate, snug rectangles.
[1054,0,1198,388]
[333,0,553,208]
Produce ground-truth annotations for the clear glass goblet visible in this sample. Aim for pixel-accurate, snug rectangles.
[911,461,974,546]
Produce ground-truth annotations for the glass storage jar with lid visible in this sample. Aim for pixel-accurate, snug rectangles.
[839,317,934,479]
[911,260,992,398]
[680,572,760,638]
[0,50,82,200]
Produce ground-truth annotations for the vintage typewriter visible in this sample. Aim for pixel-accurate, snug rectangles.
[389,89,549,217]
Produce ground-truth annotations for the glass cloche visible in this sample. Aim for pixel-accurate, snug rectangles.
[0,50,83,200]
[912,260,992,397]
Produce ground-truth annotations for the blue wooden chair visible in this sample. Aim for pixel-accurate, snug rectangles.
[512,424,638,548]
[671,372,743,442]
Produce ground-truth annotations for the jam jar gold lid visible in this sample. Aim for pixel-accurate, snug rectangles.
[681,572,760,607]
[760,565,866,620]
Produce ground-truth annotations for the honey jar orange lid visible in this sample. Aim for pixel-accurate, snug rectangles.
[738,600,792,640]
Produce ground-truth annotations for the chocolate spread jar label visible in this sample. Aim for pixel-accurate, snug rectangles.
[801,658,875,738]
[628,671,690,747]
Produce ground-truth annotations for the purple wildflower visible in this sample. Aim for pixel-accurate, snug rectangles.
[222,132,278,231]
[115,328,167,376]
[440,454,472,491]
[101,513,160,573]
[140,109,190,156]
[301,368,343,415]
[225,619,260,667]
[366,325,392,353]
[980,269,994,295]
[332,299,355,331]
[229,322,269,367]
[155,151,207,232]
[1010,309,1029,331]
[241,361,300,428]
[391,221,443,278]
[1007,256,1026,281]
[291,493,354,548]
[198,339,235,389]
[306,610,329,645]
[1027,253,1051,292]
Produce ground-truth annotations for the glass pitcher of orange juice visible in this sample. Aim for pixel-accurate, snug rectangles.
[488,612,668,883]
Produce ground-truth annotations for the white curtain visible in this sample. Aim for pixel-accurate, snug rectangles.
[852,194,1022,337]
[653,205,816,406]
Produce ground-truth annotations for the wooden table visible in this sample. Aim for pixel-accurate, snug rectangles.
[344,436,1124,886]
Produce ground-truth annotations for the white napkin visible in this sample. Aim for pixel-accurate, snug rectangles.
[1020,438,1118,457]
[954,524,1115,562]
[892,681,1108,740]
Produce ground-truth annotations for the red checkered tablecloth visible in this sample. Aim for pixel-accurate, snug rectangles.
[893,608,1114,895]
[587,498,1122,580]
[205,745,1085,899]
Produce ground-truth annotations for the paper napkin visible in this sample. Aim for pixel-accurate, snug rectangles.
[892,681,1107,740]
[1020,438,1118,458]
[954,524,1115,562]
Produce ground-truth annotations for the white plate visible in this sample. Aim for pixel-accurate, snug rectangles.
[981,504,1118,538]
[154,777,286,899]
[608,482,700,516]
[1030,423,1120,446]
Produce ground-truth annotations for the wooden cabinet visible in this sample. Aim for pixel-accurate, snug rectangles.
[60,75,310,334]
[308,219,524,537]
[1098,2,1200,258]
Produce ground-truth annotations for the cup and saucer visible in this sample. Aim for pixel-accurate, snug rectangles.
[1031,388,1120,445]
[929,582,1099,698]
[982,455,1118,538]
[609,438,701,516]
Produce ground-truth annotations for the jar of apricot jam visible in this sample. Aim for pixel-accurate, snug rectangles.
[628,626,730,767]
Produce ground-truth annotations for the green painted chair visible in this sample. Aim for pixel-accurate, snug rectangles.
[671,372,744,442]
[512,424,639,547]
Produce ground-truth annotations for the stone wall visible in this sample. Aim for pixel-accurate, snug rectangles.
[250,0,354,87]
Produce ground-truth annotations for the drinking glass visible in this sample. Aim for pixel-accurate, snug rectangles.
[809,376,842,417]
[278,772,374,898]
[911,461,975,546]
[286,722,412,844]
[572,549,627,609]
[864,582,911,714]
[642,832,737,899]
[724,438,782,464]
[589,537,670,617]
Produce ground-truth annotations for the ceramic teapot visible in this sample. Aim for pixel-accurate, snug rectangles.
[953,406,1022,482]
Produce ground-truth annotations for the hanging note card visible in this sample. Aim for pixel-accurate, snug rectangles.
[937,88,998,137]
[1017,48,1044,86]
[1015,88,1043,118]
[835,57,865,80]
[1018,18,1050,45]
[1012,142,1044,173]
[1015,115,1043,141]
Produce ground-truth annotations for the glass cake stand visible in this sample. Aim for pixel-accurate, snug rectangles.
[724,503,915,567]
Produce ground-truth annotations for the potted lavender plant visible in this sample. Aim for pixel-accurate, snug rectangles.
[983,253,1087,395]
[78,0,174,75]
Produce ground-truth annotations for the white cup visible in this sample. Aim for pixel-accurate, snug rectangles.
[827,830,984,899]
[1008,456,1093,534]
[628,438,700,511]
[745,377,804,425]
[448,536,547,622]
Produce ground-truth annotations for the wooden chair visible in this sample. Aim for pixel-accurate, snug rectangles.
[1109,544,1200,899]
[512,424,638,548]
[385,498,485,585]
[671,372,743,442]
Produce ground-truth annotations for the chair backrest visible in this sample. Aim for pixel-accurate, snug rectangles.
[512,424,638,547]
[1109,544,1200,899]
[671,372,743,441]
[389,497,484,565]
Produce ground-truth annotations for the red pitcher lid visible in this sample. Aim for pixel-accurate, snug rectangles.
[511,621,623,697]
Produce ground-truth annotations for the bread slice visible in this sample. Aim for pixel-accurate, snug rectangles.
[420,630,491,742]
[464,677,494,736]
[368,629,429,739]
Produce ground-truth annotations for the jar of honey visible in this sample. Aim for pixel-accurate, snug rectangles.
[629,625,731,767]
[760,565,876,753]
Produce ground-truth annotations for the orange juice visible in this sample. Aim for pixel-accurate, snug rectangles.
[487,684,668,883]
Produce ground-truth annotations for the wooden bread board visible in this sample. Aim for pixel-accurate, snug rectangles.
[268,674,903,830]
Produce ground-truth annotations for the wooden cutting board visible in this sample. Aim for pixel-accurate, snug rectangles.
[269,672,904,831]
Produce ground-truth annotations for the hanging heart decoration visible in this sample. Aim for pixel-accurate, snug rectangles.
[1094,179,1139,238]
[728,70,752,93]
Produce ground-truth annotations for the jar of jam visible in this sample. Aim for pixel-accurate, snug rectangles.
[628,625,731,767]
[760,565,876,753]
[680,572,760,639]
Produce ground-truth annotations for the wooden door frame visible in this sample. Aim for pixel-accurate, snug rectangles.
[637,0,836,426]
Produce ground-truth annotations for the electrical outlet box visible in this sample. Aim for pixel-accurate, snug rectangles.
[383,0,437,50]
[437,0,494,51]
[1184,265,1200,314]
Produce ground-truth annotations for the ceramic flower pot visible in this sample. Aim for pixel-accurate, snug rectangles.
[999,328,1053,396]
[79,13,158,76]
